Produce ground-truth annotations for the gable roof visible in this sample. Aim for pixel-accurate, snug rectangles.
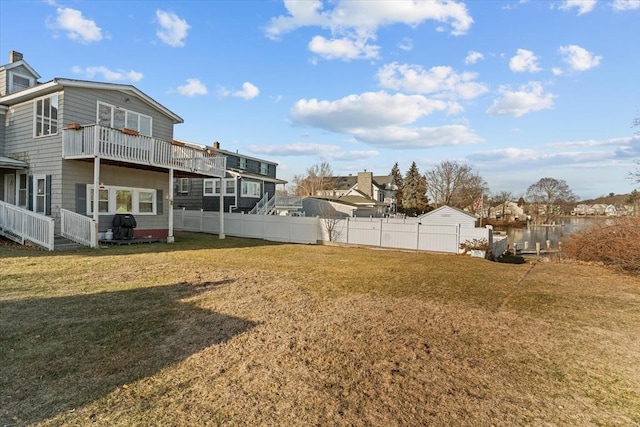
[0,78,183,124]
[332,174,394,191]
[419,205,477,220]
[0,59,41,79]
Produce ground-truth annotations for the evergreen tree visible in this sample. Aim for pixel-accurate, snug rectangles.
[402,162,429,215]
[390,162,404,213]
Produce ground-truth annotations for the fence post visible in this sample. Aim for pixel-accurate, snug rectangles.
[416,222,420,250]
[379,218,383,248]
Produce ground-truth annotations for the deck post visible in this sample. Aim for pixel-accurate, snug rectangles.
[93,157,100,248]
[219,179,225,239]
[167,168,175,243]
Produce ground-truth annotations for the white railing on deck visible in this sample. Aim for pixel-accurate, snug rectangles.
[62,125,226,177]
[275,194,303,208]
[61,209,97,248]
[0,201,54,250]
[249,192,270,214]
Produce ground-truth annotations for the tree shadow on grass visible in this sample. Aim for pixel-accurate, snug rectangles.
[0,280,255,426]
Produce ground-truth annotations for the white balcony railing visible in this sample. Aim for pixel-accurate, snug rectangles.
[0,201,55,250]
[62,125,226,177]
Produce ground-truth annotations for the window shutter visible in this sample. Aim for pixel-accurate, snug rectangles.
[27,175,33,211]
[157,189,163,215]
[45,175,52,216]
[76,183,87,215]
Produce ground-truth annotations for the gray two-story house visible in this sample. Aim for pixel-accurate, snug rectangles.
[0,51,226,249]
[173,141,286,213]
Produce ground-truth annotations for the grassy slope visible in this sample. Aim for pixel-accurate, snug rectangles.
[1,233,638,426]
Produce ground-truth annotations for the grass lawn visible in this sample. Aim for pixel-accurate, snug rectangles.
[1,232,638,426]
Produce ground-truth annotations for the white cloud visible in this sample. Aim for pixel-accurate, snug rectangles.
[558,44,602,71]
[308,35,379,60]
[509,49,542,73]
[558,0,598,14]
[353,125,482,148]
[486,82,555,117]
[465,50,484,65]
[233,82,260,100]
[377,62,488,101]
[71,66,143,82]
[612,0,640,11]
[48,7,102,44]
[398,37,413,51]
[156,10,190,47]
[291,91,450,133]
[290,91,480,148]
[246,142,379,161]
[177,78,208,97]
[265,0,473,60]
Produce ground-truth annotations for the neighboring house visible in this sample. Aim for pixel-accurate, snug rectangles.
[489,201,525,220]
[0,51,225,248]
[172,141,287,213]
[319,171,398,214]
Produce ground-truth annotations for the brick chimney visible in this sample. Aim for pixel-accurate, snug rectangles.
[213,141,220,149]
[9,50,23,63]
[357,171,373,198]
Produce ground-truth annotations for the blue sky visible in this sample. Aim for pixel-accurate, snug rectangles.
[1,0,639,199]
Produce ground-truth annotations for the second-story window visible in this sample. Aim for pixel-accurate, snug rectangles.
[97,102,153,137]
[34,94,58,137]
[260,162,268,175]
[239,158,247,169]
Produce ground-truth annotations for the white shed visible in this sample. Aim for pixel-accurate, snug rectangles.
[418,206,478,228]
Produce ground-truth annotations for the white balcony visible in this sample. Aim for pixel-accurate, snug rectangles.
[62,125,226,178]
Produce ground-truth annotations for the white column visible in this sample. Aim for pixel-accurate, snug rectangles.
[219,178,225,239]
[167,169,175,243]
[93,157,100,248]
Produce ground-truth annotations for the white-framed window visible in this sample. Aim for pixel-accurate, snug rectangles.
[241,181,261,198]
[260,162,268,175]
[9,72,34,93]
[97,101,153,137]
[203,178,236,196]
[178,178,189,194]
[18,173,27,208]
[239,158,247,169]
[225,179,236,195]
[88,185,157,215]
[34,94,58,137]
[33,175,47,214]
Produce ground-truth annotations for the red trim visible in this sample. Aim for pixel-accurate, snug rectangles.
[133,229,168,238]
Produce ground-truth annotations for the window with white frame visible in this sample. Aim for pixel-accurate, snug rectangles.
[9,72,33,93]
[34,175,47,214]
[260,162,268,175]
[88,185,156,215]
[34,94,58,137]
[178,178,189,194]
[97,101,153,137]
[203,178,235,196]
[18,173,27,208]
[225,179,236,195]
[239,158,247,169]
[241,181,261,198]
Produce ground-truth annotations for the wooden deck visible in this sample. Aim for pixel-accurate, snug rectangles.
[99,237,161,246]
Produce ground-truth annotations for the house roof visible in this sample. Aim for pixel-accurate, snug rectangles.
[418,205,477,220]
[226,168,287,184]
[0,155,28,169]
[0,78,183,124]
[332,174,394,191]
[0,59,41,79]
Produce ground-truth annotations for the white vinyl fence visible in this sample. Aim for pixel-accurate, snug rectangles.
[174,209,503,255]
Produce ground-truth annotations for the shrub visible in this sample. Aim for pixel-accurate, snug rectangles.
[562,217,640,273]
[459,238,491,253]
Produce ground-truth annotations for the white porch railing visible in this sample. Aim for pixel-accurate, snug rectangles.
[62,125,226,177]
[0,201,55,251]
[61,209,98,248]
[275,194,303,208]
[249,192,270,215]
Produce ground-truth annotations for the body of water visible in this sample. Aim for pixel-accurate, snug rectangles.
[503,217,606,250]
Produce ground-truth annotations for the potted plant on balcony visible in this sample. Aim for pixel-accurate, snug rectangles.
[67,122,81,130]
[121,128,139,136]
[459,238,491,258]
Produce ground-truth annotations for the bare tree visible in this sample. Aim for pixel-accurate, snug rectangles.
[526,177,577,223]
[425,161,488,209]
[293,162,335,196]
[317,200,344,242]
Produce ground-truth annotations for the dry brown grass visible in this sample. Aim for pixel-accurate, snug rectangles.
[562,217,640,273]
[1,232,639,426]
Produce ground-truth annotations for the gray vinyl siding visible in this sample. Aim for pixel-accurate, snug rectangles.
[173,177,205,210]
[0,109,5,151]
[63,87,175,140]
[0,70,6,97]
[61,161,170,233]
